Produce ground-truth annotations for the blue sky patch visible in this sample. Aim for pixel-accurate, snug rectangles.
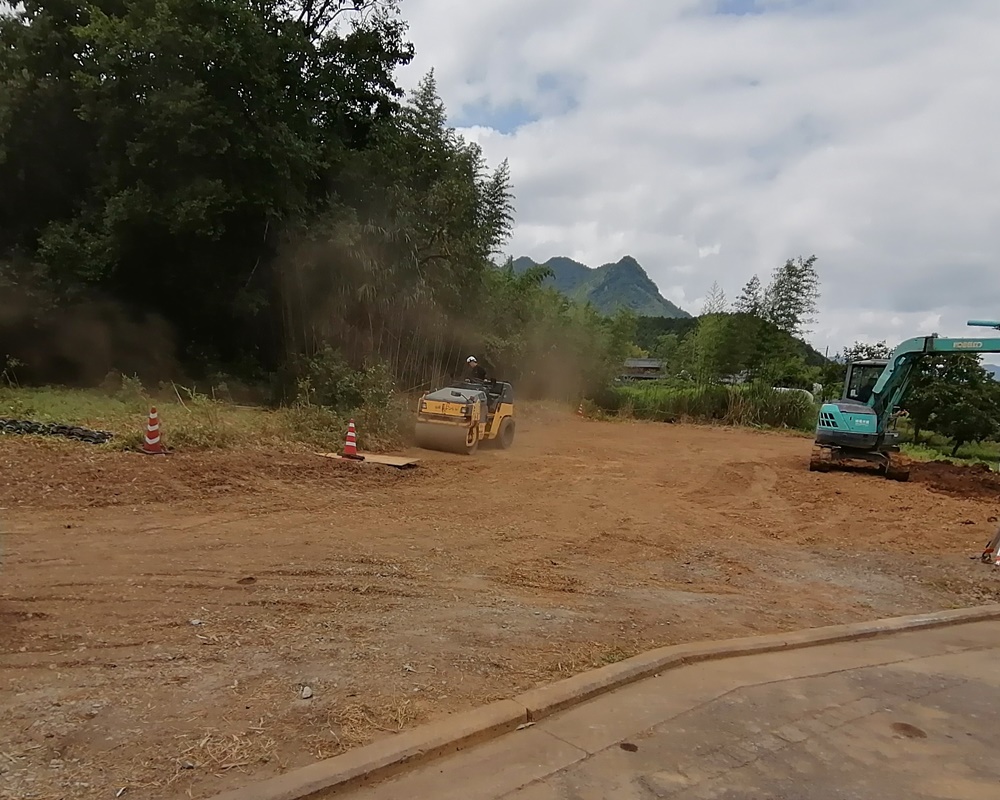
[714,0,764,15]
[712,0,817,15]
[453,72,581,134]
[452,100,539,134]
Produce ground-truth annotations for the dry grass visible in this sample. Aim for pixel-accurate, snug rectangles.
[111,727,283,796]
[542,641,645,677]
[175,729,279,776]
[299,696,422,761]
[331,698,419,746]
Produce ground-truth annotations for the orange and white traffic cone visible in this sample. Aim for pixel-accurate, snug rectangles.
[342,419,364,461]
[141,407,164,455]
[981,527,1000,565]
[577,401,585,417]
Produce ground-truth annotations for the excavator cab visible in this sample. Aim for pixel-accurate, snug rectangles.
[811,358,905,479]
[843,359,887,404]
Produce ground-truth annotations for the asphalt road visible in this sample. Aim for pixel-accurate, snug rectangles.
[343,620,1000,800]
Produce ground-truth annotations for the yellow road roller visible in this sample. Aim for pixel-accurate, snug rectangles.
[414,379,515,455]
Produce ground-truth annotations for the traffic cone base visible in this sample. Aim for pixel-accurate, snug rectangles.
[141,406,165,455]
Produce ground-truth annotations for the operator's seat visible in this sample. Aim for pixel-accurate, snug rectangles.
[457,378,494,411]
[485,386,502,413]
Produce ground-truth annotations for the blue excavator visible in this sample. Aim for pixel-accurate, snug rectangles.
[810,320,1000,481]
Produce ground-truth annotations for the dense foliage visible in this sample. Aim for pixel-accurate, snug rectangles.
[0,0,632,401]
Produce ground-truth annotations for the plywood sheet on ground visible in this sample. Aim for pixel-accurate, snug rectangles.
[315,451,420,467]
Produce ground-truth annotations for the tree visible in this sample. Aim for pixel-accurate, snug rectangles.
[701,281,727,315]
[763,255,820,336]
[925,378,1000,456]
[908,354,999,452]
[840,341,892,363]
[652,333,680,365]
[734,275,763,316]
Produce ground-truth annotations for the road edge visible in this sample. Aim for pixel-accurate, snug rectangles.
[206,604,1000,800]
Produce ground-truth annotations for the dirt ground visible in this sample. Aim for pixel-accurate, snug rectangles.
[2,411,999,800]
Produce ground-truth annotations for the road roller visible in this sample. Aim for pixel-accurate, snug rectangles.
[414,379,515,455]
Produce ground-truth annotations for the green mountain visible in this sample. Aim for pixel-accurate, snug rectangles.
[511,255,691,318]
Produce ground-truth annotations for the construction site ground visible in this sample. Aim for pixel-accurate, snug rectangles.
[2,409,1000,800]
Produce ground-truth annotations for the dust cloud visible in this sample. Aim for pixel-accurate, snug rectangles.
[275,228,602,401]
[0,284,180,387]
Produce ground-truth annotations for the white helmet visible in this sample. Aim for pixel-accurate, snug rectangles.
[466,356,478,363]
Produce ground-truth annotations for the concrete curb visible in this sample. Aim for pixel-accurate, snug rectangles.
[205,604,1000,800]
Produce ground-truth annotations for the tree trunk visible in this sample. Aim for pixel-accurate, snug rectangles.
[951,440,962,457]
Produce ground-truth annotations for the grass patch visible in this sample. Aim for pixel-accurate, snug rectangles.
[893,419,1000,467]
[0,376,410,453]
[597,383,817,431]
[901,443,1000,469]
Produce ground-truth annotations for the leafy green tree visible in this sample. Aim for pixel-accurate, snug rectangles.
[907,354,997,452]
[923,363,1000,456]
[840,341,892,363]
[763,255,820,336]
[734,275,763,316]
[651,333,680,365]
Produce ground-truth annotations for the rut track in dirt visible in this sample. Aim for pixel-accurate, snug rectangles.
[2,412,999,800]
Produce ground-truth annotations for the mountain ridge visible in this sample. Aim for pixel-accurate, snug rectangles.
[511,255,691,319]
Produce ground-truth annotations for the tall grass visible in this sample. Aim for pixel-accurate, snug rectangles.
[0,374,410,453]
[599,383,817,431]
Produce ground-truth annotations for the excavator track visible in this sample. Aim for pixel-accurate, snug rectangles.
[808,444,833,472]
[883,453,911,482]
[809,443,910,481]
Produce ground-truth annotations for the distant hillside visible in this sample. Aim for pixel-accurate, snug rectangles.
[985,363,1000,381]
[511,255,690,319]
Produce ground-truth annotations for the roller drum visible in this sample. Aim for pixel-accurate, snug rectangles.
[414,421,480,454]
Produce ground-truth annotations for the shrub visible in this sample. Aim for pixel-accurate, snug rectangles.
[601,382,817,430]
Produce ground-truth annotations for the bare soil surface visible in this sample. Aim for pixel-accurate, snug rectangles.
[2,412,999,799]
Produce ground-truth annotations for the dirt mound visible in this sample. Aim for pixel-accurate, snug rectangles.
[0,437,413,510]
[910,459,1000,501]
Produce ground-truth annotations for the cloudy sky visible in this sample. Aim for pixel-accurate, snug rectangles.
[395,0,1000,354]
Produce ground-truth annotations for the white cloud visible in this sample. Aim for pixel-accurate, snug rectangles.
[397,0,1000,352]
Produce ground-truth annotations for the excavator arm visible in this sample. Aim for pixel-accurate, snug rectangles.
[869,320,1000,431]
